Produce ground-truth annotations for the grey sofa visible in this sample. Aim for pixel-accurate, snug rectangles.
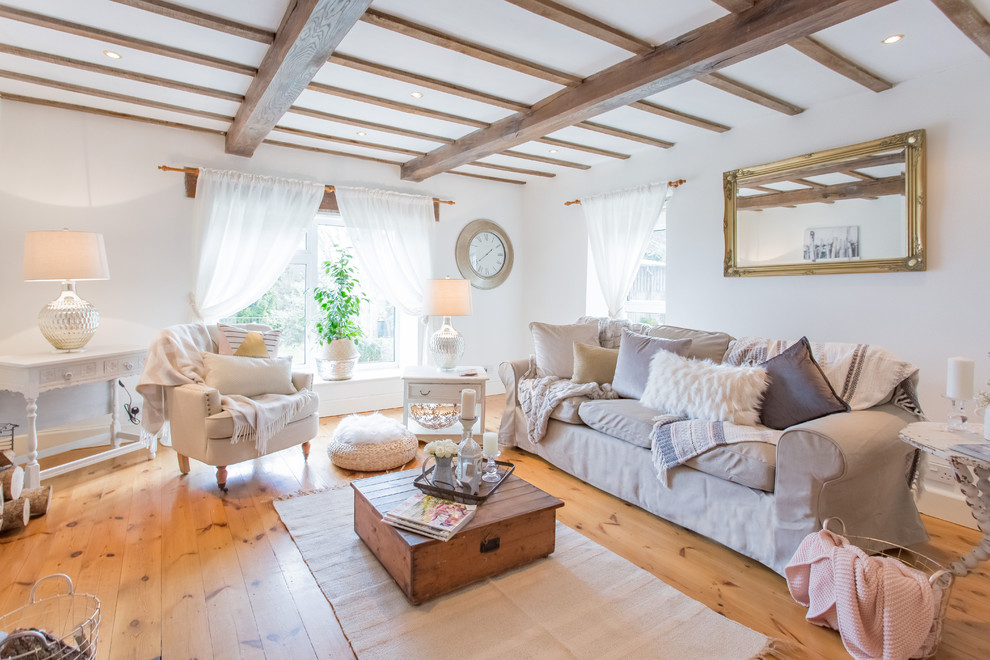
[498,322,928,575]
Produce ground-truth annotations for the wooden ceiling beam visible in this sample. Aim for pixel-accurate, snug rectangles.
[329,53,530,111]
[535,137,629,159]
[306,81,487,127]
[287,105,456,144]
[789,36,892,92]
[360,8,582,86]
[576,122,673,148]
[740,151,904,186]
[499,150,591,169]
[737,175,904,210]
[698,72,804,115]
[931,0,990,57]
[0,43,244,103]
[630,100,731,132]
[0,68,233,123]
[0,4,255,75]
[226,0,372,156]
[107,0,274,43]
[402,0,894,180]
[0,93,526,184]
[710,0,757,12]
[502,0,652,55]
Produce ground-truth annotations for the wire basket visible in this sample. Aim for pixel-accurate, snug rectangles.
[0,575,100,660]
[823,518,953,659]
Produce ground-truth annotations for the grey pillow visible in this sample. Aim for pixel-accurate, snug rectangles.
[649,324,733,363]
[612,329,692,399]
[759,336,849,430]
[529,321,600,378]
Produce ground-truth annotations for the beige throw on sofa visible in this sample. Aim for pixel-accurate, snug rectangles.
[137,323,316,455]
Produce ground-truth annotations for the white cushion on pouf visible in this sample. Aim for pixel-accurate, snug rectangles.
[328,412,417,471]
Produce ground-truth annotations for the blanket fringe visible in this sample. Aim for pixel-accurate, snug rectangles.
[141,420,171,448]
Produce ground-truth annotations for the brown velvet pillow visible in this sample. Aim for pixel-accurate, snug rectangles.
[759,337,849,430]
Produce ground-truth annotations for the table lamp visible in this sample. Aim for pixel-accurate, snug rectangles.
[424,277,472,370]
[24,229,110,351]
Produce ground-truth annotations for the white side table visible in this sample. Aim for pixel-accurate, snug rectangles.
[0,346,148,488]
[899,421,990,577]
[401,366,488,436]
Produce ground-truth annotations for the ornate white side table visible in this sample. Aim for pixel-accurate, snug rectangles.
[0,345,148,489]
[401,366,487,436]
[899,421,990,577]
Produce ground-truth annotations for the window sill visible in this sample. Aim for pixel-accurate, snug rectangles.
[312,366,402,385]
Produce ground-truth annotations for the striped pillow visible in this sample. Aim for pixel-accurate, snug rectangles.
[217,324,281,358]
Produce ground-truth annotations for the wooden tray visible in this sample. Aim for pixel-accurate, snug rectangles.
[413,460,515,504]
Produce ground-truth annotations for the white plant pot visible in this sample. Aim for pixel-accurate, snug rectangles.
[317,339,359,381]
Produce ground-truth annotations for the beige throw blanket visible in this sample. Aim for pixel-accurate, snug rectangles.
[137,323,315,455]
[519,375,619,443]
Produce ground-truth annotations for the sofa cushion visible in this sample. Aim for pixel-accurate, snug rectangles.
[572,343,619,385]
[205,391,319,439]
[649,325,733,363]
[579,398,656,449]
[578,399,777,491]
[641,350,769,426]
[612,329,692,399]
[530,321,600,378]
[216,323,282,357]
[760,337,849,430]
[550,395,589,424]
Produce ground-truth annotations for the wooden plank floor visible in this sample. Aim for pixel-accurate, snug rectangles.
[1,397,987,659]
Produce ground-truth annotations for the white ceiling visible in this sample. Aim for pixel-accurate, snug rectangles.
[0,0,986,183]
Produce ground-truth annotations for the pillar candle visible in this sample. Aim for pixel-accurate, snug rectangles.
[946,357,975,400]
[461,388,476,419]
[483,432,498,457]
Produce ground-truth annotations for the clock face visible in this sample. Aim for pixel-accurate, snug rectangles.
[468,231,506,277]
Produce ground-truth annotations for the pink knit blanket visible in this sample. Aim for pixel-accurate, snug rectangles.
[785,529,942,660]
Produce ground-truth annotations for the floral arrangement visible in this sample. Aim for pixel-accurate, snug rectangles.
[423,439,459,458]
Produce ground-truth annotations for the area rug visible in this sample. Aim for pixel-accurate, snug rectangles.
[274,487,787,659]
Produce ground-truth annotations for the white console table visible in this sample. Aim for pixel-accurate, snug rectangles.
[0,345,148,489]
[402,366,487,436]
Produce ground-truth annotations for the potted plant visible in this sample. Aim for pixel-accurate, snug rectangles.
[313,244,368,380]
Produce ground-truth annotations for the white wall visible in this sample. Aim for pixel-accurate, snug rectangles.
[522,59,990,425]
[0,101,527,426]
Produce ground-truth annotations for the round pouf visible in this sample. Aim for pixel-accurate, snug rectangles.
[328,412,418,471]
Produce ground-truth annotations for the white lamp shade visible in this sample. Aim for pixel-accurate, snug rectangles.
[24,230,110,281]
[424,278,472,316]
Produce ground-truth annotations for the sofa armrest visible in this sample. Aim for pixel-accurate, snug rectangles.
[292,371,314,391]
[169,383,222,455]
[498,359,531,446]
[774,403,925,558]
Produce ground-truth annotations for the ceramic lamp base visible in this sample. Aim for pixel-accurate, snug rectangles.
[429,316,464,370]
[38,282,99,351]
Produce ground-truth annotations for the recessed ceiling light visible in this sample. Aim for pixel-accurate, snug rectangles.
[103,50,122,59]
[410,91,424,98]
[356,131,367,137]
[548,149,558,154]
[882,34,903,44]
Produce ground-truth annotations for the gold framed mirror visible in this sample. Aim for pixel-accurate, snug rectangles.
[723,129,926,277]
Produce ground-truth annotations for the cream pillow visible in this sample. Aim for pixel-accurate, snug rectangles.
[640,350,769,426]
[529,321,600,378]
[202,353,296,398]
[572,343,619,385]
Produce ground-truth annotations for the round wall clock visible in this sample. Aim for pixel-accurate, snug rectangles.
[455,219,514,289]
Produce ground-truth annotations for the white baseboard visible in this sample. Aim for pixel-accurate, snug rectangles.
[917,479,976,530]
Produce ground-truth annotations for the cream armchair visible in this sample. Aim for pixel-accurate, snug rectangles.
[166,324,319,491]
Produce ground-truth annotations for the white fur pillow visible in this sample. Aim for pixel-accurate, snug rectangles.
[640,350,769,426]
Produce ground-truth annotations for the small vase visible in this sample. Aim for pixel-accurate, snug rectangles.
[428,455,456,489]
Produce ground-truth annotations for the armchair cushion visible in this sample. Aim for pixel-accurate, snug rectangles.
[202,353,296,397]
[216,323,282,357]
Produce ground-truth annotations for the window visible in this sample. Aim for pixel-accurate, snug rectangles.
[222,212,401,371]
[624,227,667,325]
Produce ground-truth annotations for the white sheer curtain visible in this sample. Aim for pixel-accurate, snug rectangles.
[335,186,434,316]
[581,182,673,318]
[190,168,324,321]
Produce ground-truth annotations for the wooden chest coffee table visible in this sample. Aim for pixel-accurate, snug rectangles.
[352,469,564,605]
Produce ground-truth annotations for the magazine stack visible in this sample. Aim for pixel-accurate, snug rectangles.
[383,492,477,541]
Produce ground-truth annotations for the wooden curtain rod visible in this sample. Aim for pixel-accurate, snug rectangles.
[158,165,455,206]
[563,179,686,206]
